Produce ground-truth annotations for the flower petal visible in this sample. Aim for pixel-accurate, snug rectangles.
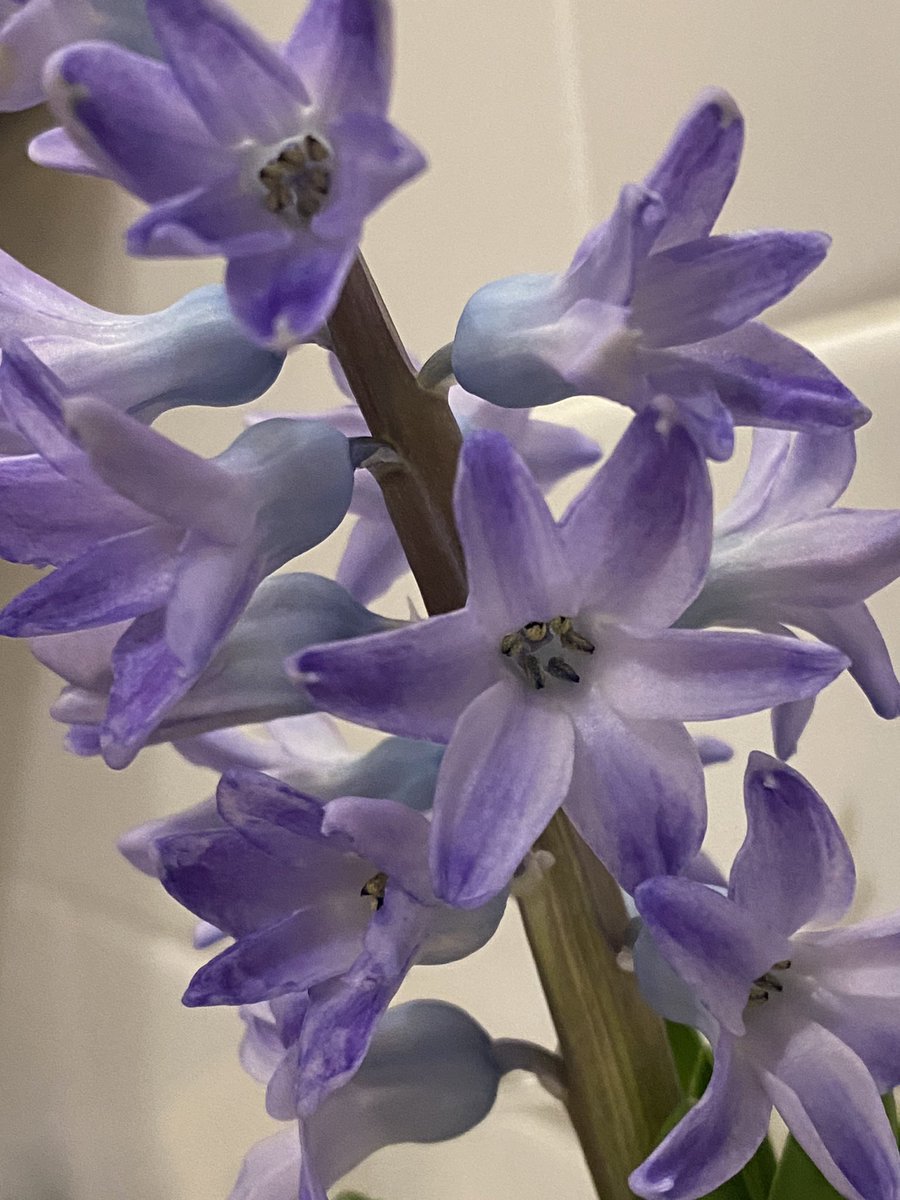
[729,752,856,935]
[336,504,407,604]
[284,0,392,120]
[564,184,666,306]
[216,768,346,866]
[430,681,575,909]
[771,694,817,759]
[564,705,705,892]
[321,797,431,900]
[229,1128,299,1200]
[296,609,496,743]
[562,408,712,630]
[635,875,790,1035]
[634,231,829,348]
[629,1037,770,1200]
[28,125,102,175]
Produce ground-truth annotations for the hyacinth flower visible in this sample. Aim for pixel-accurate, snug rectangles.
[153,767,507,1113]
[0,347,354,766]
[40,0,426,343]
[631,752,900,1200]
[451,89,868,460]
[0,0,157,111]
[680,427,900,757]
[0,250,283,453]
[232,999,528,1200]
[33,573,391,761]
[296,416,848,905]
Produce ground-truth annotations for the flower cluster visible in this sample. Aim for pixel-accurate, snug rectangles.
[2,1,899,1198]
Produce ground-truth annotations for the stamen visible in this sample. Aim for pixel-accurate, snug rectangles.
[259,136,333,223]
[547,656,580,684]
[500,632,522,657]
[772,959,792,971]
[748,959,791,1006]
[523,621,549,645]
[551,615,595,655]
[360,871,388,911]
[521,654,545,690]
[499,614,594,687]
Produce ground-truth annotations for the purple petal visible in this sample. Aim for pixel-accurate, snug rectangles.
[641,359,736,461]
[635,876,791,1035]
[162,535,259,671]
[803,987,900,1094]
[694,735,733,767]
[454,430,574,633]
[429,681,575,908]
[761,1017,900,1200]
[336,504,407,604]
[321,797,431,900]
[564,705,705,892]
[514,417,602,489]
[771,695,817,759]
[46,44,220,201]
[629,1037,770,1200]
[216,769,341,864]
[799,910,900,1000]
[597,627,847,720]
[643,88,744,253]
[676,323,869,434]
[729,752,855,935]
[296,610,496,743]
[565,184,666,306]
[28,125,102,175]
[118,796,219,876]
[285,0,391,119]
[788,602,900,719]
[634,232,829,348]
[562,409,712,630]
[229,1128,299,1200]
[145,0,306,143]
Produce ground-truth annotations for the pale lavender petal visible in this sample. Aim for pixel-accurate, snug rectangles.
[229,1128,299,1200]
[729,751,855,934]
[145,0,306,144]
[565,184,666,305]
[453,430,574,633]
[296,610,496,743]
[805,988,900,1094]
[641,358,736,461]
[173,727,288,773]
[336,506,407,604]
[629,1038,770,1200]
[635,876,790,1035]
[564,705,705,892]
[163,535,259,672]
[118,796,218,876]
[514,418,602,489]
[562,409,712,630]
[694,735,733,766]
[761,1017,900,1200]
[597,626,847,721]
[786,602,900,718]
[633,232,829,348]
[321,797,431,900]
[643,88,744,253]
[285,0,391,120]
[798,910,900,999]
[31,622,121,689]
[430,682,575,909]
[28,126,101,175]
[771,695,816,759]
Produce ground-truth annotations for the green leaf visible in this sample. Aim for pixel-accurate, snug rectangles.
[666,1022,713,1099]
[884,1091,899,1142]
[767,1135,843,1200]
[334,1193,382,1200]
[737,1136,777,1200]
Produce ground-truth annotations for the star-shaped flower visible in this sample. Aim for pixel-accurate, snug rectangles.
[41,0,425,343]
[451,89,868,459]
[631,752,900,1200]
[296,415,848,904]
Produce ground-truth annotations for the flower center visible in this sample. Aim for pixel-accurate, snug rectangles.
[258,134,333,222]
[748,958,792,1005]
[360,871,388,911]
[500,615,595,690]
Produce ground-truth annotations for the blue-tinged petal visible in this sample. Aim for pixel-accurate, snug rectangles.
[336,503,407,604]
[328,736,443,813]
[46,44,220,201]
[630,1038,770,1200]
[633,231,829,348]
[675,322,869,435]
[562,409,712,630]
[643,88,744,253]
[564,705,704,893]
[28,125,102,174]
[0,525,176,636]
[730,752,855,935]
[229,1128,299,1200]
[145,0,307,144]
[0,342,91,475]
[226,241,357,347]
[760,1016,900,1200]
[183,903,368,1007]
[635,876,790,1035]
[430,681,575,909]
[632,922,714,1033]
[771,694,817,759]
[285,0,392,120]
[296,609,497,743]
[564,184,666,307]
[321,797,432,900]
[596,626,848,721]
[454,430,574,633]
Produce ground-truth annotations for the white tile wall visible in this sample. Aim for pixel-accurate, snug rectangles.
[0,3,898,1198]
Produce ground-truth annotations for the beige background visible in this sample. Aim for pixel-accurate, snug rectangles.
[1,2,899,1197]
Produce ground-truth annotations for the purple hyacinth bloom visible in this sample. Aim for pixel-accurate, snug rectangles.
[42,0,425,344]
[296,417,848,904]
[0,249,282,452]
[0,0,156,111]
[681,428,900,756]
[35,573,392,761]
[452,89,868,460]
[232,999,507,1200]
[154,768,506,1113]
[631,752,900,1200]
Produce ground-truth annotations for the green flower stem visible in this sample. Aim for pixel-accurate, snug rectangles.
[329,259,681,1198]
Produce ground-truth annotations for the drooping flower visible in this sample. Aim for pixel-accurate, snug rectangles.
[679,427,900,756]
[0,249,283,453]
[631,752,900,1200]
[0,0,157,111]
[0,345,354,766]
[153,767,507,1113]
[41,0,425,343]
[296,417,848,905]
[232,999,520,1200]
[451,89,868,460]
[34,573,391,763]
